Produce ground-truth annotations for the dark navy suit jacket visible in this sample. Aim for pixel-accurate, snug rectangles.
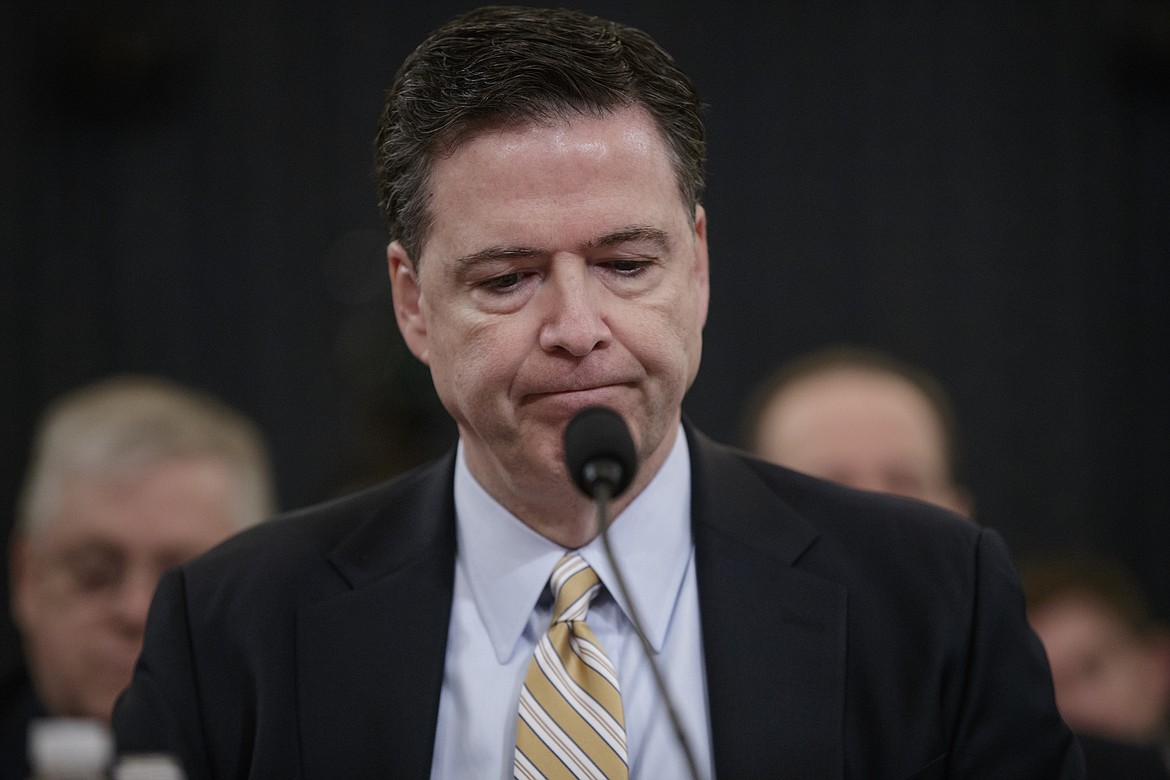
[113,426,1083,778]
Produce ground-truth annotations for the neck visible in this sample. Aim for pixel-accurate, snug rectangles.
[466,458,660,549]
[511,489,637,549]
[460,421,680,548]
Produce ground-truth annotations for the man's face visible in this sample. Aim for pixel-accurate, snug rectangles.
[754,369,970,516]
[1030,596,1170,744]
[11,457,240,721]
[389,107,708,515]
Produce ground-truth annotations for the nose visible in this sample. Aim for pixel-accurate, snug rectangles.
[112,567,159,638]
[538,260,611,357]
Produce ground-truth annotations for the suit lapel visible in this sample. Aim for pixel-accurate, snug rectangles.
[688,428,847,779]
[296,454,458,778]
[291,434,849,776]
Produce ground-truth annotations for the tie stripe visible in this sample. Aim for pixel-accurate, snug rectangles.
[515,554,629,780]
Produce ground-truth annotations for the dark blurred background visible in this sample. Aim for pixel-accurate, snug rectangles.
[2,1,1167,684]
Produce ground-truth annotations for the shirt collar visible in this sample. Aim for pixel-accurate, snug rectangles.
[454,425,693,663]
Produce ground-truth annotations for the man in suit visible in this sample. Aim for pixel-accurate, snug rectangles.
[113,6,1082,777]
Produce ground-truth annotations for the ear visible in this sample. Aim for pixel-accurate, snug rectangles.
[692,204,710,327]
[388,241,429,365]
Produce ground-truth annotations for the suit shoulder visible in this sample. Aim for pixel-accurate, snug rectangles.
[179,454,455,610]
[736,449,1010,611]
[689,432,987,583]
[708,436,975,535]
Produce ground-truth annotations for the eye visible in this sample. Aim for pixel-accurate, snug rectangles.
[606,259,650,275]
[1073,652,1107,682]
[61,553,124,595]
[480,272,526,293]
[486,271,519,290]
[608,260,645,273]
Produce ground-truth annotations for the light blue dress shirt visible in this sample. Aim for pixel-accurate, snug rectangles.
[430,426,714,779]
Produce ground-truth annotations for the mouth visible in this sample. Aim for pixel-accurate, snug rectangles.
[521,383,632,411]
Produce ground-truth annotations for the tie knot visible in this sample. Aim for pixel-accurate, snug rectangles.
[549,553,601,624]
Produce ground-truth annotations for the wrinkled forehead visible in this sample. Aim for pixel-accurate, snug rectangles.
[414,107,691,261]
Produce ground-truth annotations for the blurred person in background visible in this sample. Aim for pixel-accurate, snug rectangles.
[742,345,972,517]
[1022,555,1170,776]
[1,376,276,778]
[744,347,1168,776]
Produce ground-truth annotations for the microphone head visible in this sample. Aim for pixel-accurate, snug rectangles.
[564,406,637,499]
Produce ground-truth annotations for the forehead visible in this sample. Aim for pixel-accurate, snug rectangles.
[1032,596,1132,640]
[773,371,944,441]
[37,457,238,549]
[421,108,684,260]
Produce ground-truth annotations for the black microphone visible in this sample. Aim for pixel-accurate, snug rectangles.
[564,406,636,501]
[562,406,701,780]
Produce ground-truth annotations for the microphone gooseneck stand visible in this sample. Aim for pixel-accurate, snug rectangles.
[565,406,701,780]
[593,480,702,780]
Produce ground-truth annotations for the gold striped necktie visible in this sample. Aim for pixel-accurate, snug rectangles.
[514,553,629,780]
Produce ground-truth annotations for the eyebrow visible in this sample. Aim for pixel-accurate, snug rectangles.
[454,225,672,278]
[455,245,543,276]
[583,226,671,253]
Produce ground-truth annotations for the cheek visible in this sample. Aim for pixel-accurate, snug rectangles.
[666,279,706,341]
[17,569,69,627]
[428,320,518,411]
[44,597,106,634]
[25,601,105,673]
[629,300,703,378]
[683,322,704,376]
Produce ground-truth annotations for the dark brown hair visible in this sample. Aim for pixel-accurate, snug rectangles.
[1020,555,1162,637]
[373,5,705,266]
